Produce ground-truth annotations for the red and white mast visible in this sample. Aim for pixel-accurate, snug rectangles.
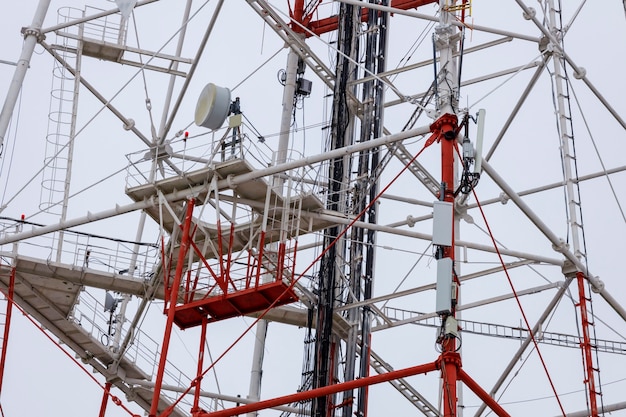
[431,2,462,415]
[430,2,507,416]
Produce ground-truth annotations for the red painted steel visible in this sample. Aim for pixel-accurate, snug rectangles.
[576,271,599,416]
[196,361,439,417]
[150,198,196,417]
[172,281,298,329]
[98,382,112,417]
[436,112,459,417]
[152,5,516,417]
[291,0,438,37]
[458,368,511,417]
[170,214,298,329]
[0,267,15,394]
[193,317,209,413]
[428,112,513,416]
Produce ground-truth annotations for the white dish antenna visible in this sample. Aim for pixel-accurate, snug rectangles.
[194,83,231,130]
[104,292,119,313]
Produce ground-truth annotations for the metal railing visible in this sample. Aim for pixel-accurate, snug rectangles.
[72,288,213,410]
[72,289,159,373]
[124,122,325,202]
[0,218,159,281]
[56,6,127,46]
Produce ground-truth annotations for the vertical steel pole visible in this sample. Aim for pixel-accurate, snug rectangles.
[439,114,459,417]
[150,198,195,416]
[157,0,193,142]
[576,271,598,416]
[193,316,209,413]
[246,20,302,416]
[434,2,461,415]
[276,48,299,167]
[545,0,599,411]
[0,0,51,151]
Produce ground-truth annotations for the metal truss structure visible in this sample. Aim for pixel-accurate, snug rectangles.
[0,1,625,416]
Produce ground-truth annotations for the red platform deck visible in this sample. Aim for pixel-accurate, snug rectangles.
[173,281,299,329]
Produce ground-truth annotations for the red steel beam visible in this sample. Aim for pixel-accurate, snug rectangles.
[150,198,196,417]
[437,112,459,417]
[458,369,511,417]
[192,317,209,413]
[197,361,439,417]
[98,382,112,417]
[0,267,15,394]
[294,0,438,37]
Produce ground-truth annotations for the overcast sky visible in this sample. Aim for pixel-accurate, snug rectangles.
[1,1,626,416]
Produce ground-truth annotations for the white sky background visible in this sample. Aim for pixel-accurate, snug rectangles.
[0,1,626,417]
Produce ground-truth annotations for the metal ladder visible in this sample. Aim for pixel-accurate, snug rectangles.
[40,7,84,216]
[245,0,336,89]
[369,349,440,416]
[549,0,602,411]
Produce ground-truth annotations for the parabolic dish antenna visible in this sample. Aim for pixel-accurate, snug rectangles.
[194,83,231,130]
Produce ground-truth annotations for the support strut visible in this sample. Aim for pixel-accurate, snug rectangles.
[0,266,16,394]
[98,382,112,417]
[576,271,600,416]
[196,361,439,417]
[150,198,196,416]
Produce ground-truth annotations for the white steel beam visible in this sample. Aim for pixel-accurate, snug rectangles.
[40,40,154,148]
[482,159,626,321]
[157,0,193,141]
[334,260,541,313]
[560,401,626,417]
[385,60,543,108]
[160,0,226,142]
[123,379,303,415]
[355,36,515,87]
[338,0,539,42]
[0,0,51,153]
[485,57,549,161]
[513,0,626,129]
[214,190,564,265]
[0,125,430,246]
[308,211,564,265]
[370,280,567,332]
[473,276,574,417]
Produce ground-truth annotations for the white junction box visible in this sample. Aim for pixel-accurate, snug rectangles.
[436,257,453,314]
[433,201,453,247]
